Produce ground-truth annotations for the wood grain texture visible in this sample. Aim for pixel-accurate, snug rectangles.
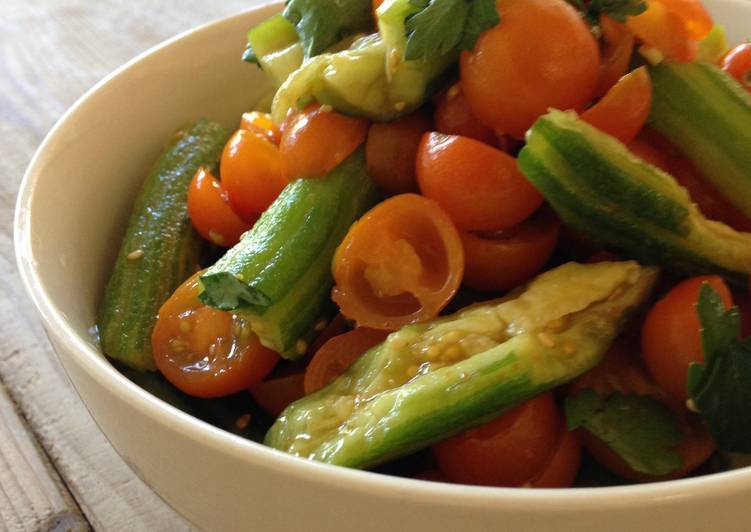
[1,0,254,529]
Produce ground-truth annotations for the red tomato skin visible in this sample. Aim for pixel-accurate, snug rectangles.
[721,43,751,93]
[529,429,581,488]
[187,167,253,247]
[460,0,600,138]
[433,393,562,487]
[641,275,733,404]
[433,84,498,146]
[152,273,279,398]
[580,67,652,145]
[416,133,542,232]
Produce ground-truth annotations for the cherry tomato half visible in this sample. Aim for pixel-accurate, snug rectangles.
[460,0,600,138]
[280,104,369,180]
[460,206,560,292]
[417,133,542,232]
[721,42,751,93]
[529,429,581,488]
[187,167,253,247]
[152,272,279,398]
[433,393,563,487]
[581,67,652,145]
[571,342,716,482]
[304,328,389,394]
[366,110,432,195]
[594,16,636,98]
[250,373,306,417]
[433,84,497,146]
[332,194,464,331]
[641,275,733,405]
[220,129,287,222]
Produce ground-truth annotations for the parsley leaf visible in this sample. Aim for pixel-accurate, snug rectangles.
[688,283,751,452]
[404,0,499,61]
[565,389,683,476]
[283,0,374,58]
[566,0,647,24]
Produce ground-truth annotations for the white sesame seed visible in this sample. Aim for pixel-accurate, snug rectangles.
[394,101,406,112]
[127,249,144,260]
[209,230,225,246]
[296,339,308,355]
[319,104,333,113]
[447,84,460,99]
[686,398,699,413]
[314,319,328,332]
[234,414,252,430]
[537,332,556,348]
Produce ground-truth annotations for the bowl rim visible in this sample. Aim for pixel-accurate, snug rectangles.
[14,0,751,513]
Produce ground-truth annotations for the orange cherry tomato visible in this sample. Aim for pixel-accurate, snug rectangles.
[240,111,281,145]
[365,110,432,195]
[641,275,733,405]
[187,167,253,247]
[626,1,697,61]
[434,84,498,146]
[152,272,279,398]
[460,0,600,138]
[581,67,651,145]
[432,393,563,487]
[250,373,306,417]
[416,133,542,232]
[528,429,581,488]
[570,343,715,482]
[721,43,751,93]
[460,207,560,292]
[304,328,389,394]
[332,194,464,331]
[220,129,287,222]
[594,16,636,99]
[280,104,369,180]
[656,0,713,40]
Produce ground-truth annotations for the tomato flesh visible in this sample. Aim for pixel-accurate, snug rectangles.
[332,194,464,330]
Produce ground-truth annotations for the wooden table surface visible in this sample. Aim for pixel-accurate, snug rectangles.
[1,1,256,529]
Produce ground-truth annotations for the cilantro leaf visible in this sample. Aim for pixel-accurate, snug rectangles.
[566,0,647,24]
[688,283,751,452]
[283,0,374,58]
[404,0,499,61]
[565,389,683,476]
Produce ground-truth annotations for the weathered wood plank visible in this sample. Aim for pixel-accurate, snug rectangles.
[0,383,87,532]
[1,0,254,529]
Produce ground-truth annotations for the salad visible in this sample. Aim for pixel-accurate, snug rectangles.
[97,0,751,487]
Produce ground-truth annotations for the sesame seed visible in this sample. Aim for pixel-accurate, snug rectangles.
[235,273,245,282]
[209,230,225,246]
[296,339,308,355]
[314,319,328,332]
[319,104,333,113]
[394,101,406,112]
[546,316,568,332]
[686,398,699,413]
[127,249,144,260]
[234,414,252,430]
[562,343,576,355]
[537,332,556,348]
[447,84,460,99]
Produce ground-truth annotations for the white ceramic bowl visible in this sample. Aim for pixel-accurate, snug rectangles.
[15,1,751,530]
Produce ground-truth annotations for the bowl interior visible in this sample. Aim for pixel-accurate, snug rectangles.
[14,0,751,518]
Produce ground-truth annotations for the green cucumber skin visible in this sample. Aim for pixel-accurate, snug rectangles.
[648,61,751,218]
[98,119,230,371]
[266,261,657,468]
[200,147,379,356]
[518,110,751,287]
